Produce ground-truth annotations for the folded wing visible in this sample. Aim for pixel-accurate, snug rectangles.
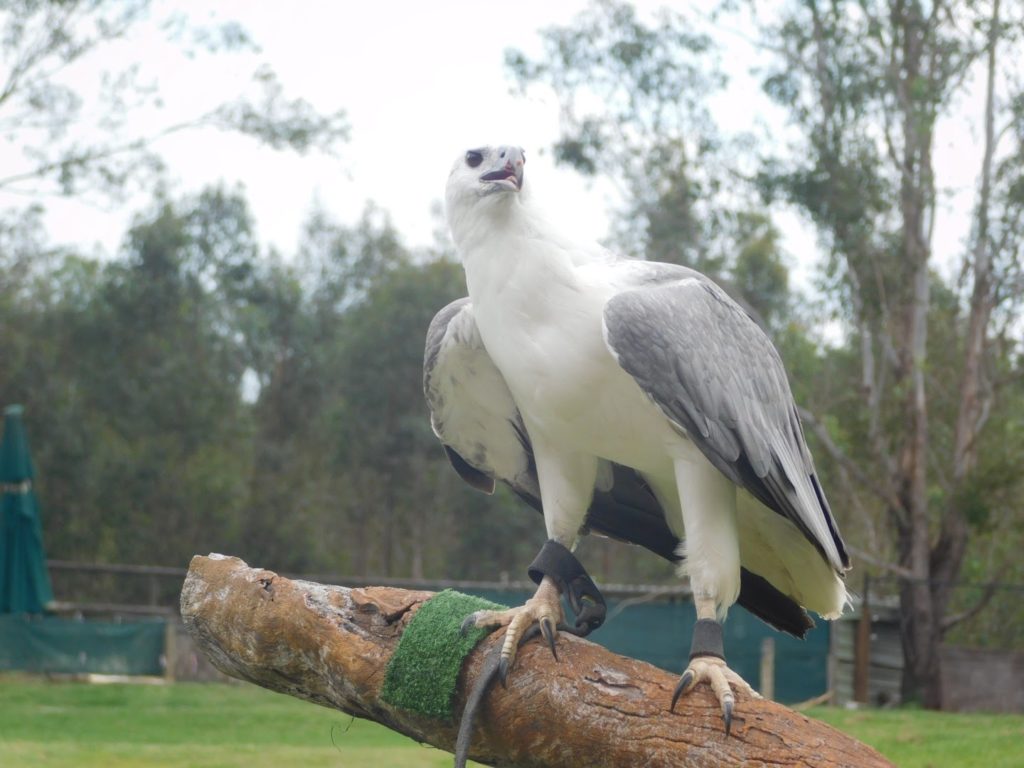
[602,270,849,574]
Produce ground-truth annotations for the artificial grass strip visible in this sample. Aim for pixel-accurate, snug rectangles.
[381,589,508,720]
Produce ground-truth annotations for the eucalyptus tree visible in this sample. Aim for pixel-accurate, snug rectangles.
[758,0,1024,705]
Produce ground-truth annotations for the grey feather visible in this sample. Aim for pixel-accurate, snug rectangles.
[603,270,849,571]
[424,298,540,501]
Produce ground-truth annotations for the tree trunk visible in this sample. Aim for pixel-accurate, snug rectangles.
[934,0,1003,646]
[892,0,941,709]
[180,554,894,768]
[897,556,942,708]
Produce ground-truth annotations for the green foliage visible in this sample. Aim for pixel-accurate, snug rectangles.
[207,65,349,155]
[6,190,256,568]
[0,1,348,202]
[754,2,1024,676]
[505,0,792,326]
[732,213,790,330]
[0,184,529,585]
[505,0,722,265]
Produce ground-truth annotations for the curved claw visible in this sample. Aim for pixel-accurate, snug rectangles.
[459,614,478,637]
[454,641,502,768]
[670,669,694,712]
[454,625,542,768]
[497,656,510,689]
[539,617,558,661]
[671,656,754,739]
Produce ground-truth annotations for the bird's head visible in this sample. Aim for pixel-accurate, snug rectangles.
[445,145,527,240]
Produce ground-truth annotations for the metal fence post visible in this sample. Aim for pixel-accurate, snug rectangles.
[164,619,177,683]
[854,574,871,703]
[760,637,775,701]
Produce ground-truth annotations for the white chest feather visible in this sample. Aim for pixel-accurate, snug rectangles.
[463,237,675,469]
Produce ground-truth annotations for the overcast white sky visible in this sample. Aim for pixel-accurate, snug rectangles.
[2,0,983,294]
[7,1,615,255]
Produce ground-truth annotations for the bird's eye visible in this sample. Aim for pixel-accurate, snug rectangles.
[465,151,483,168]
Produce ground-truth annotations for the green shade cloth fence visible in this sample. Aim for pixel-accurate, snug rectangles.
[0,614,166,675]
[0,404,55,614]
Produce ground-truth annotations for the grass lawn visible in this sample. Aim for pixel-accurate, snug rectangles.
[807,705,1024,768]
[0,675,464,768]
[1,674,1021,767]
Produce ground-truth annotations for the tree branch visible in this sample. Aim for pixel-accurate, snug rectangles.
[846,545,912,580]
[940,578,1003,633]
[181,554,894,768]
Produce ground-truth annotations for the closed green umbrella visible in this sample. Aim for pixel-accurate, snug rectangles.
[0,405,55,614]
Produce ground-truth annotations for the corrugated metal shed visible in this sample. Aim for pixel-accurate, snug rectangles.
[831,597,903,706]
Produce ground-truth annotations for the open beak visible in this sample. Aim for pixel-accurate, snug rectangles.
[480,146,524,191]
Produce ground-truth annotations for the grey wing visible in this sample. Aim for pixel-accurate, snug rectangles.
[424,298,540,502]
[603,273,850,573]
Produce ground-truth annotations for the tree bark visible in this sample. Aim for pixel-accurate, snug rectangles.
[180,554,894,768]
[935,0,1003,651]
[891,0,943,710]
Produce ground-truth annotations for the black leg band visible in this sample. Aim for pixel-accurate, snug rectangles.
[689,618,725,660]
[527,539,606,636]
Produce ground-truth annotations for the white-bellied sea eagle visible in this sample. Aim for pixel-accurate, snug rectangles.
[424,145,850,737]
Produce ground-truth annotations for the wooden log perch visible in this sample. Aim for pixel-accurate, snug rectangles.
[180,554,893,768]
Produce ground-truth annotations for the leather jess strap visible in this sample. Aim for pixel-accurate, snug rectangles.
[528,539,607,636]
[689,618,725,660]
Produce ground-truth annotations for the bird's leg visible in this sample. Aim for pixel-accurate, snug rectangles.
[669,458,758,735]
[670,595,761,735]
[462,574,564,683]
[462,539,607,682]
[454,541,605,768]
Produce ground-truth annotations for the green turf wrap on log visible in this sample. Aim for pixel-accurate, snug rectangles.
[381,589,508,720]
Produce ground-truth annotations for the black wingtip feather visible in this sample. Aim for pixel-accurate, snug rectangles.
[811,472,850,569]
[737,568,814,638]
[443,446,495,495]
